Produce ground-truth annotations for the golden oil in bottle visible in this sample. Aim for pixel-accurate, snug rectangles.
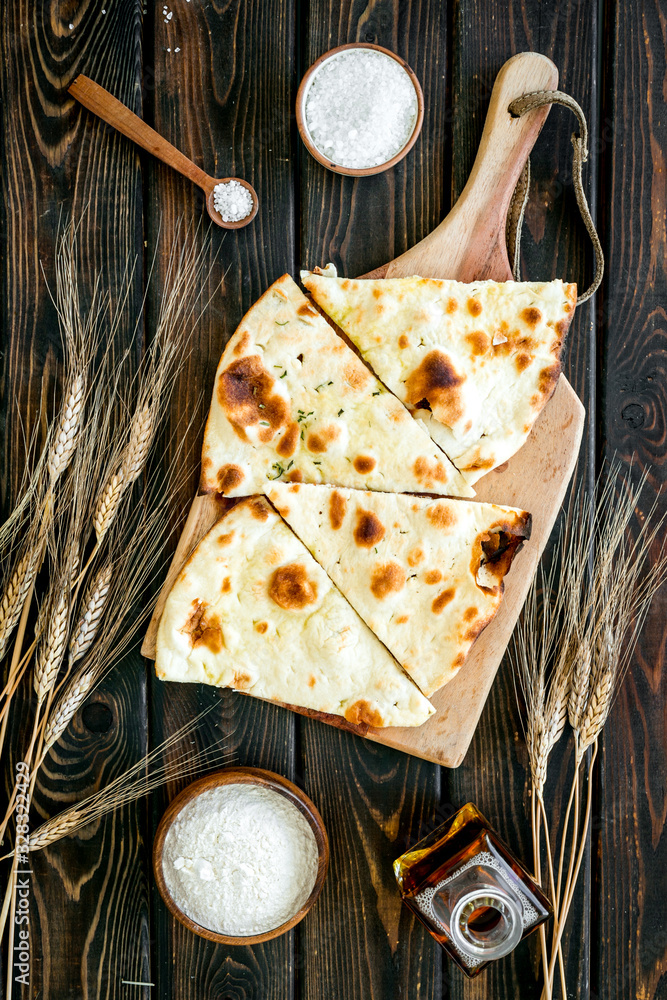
[393,802,551,976]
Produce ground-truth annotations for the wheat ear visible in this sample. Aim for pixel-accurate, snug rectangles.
[41,564,112,756]
[121,404,155,483]
[46,373,86,484]
[567,639,591,735]
[0,363,86,674]
[42,669,96,754]
[0,548,39,662]
[93,402,157,545]
[92,470,125,544]
[33,593,70,705]
[543,462,667,999]
[68,563,112,667]
[575,626,616,761]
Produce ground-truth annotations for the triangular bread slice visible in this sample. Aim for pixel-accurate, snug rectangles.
[155,497,434,728]
[301,268,576,485]
[267,483,531,697]
[200,274,472,498]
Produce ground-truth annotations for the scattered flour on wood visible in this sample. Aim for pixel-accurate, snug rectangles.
[162,783,319,936]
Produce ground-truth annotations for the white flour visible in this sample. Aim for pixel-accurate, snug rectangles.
[162,783,319,936]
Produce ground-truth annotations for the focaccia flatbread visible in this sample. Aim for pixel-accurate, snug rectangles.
[200,274,472,498]
[268,483,530,697]
[301,268,576,484]
[155,497,434,728]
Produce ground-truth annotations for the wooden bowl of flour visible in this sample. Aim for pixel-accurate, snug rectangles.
[153,766,329,945]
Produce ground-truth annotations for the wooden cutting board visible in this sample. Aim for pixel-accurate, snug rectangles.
[142,51,584,767]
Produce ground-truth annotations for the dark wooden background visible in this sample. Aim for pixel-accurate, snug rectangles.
[1,0,665,997]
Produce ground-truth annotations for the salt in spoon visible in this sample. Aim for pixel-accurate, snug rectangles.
[68,75,258,230]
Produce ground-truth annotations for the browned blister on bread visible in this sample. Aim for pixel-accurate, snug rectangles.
[200,274,473,498]
[156,497,434,727]
[301,269,576,484]
[268,483,530,696]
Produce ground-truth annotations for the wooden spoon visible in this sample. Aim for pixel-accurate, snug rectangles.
[68,75,259,230]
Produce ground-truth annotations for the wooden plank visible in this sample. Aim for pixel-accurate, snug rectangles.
[444,1,600,996]
[298,730,441,1000]
[299,1,450,278]
[597,1,667,998]
[376,51,557,280]
[0,2,149,997]
[297,3,447,998]
[27,659,151,999]
[144,1,297,997]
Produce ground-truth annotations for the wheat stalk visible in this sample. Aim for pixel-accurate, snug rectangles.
[42,668,96,753]
[513,552,576,797]
[567,637,590,735]
[512,554,574,997]
[2,222,220,982]
[0,229,97,642]
[38,229,210,759]
[46,373,86,484]
[0,447,65,672]
[90,224,215,547]
[33,593,70,706]
[0,548,39,662]
[27,713,230,852]
[544,665,571,760]
[0,219,101,701]
[578,668,614,758]
[514,460,667,1000]
[122,404,155,483]
[68,563,112,667]
[42,416,201,759]
[92,403,157,544]
[92,471,125,543]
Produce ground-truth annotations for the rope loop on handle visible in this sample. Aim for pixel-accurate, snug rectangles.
[506,89,604,305]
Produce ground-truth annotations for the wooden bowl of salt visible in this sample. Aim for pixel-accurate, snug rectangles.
[296,43,424,176]
[153,766,329,944]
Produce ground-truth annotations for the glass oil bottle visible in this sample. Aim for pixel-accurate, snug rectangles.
[393,802,551,976]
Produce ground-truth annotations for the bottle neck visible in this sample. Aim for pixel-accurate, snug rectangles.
[449,885,523,960]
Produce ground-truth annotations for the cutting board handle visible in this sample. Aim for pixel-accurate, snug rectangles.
[382,52,559,281]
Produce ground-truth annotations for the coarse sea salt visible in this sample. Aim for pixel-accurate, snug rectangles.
[304,49,418,169]
[162,784,319,937]
[212,179,254,222]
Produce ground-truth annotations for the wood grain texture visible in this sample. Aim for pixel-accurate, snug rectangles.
[380,52,558,281]
[299,0,449,277]
[300,726,442,1000]
[443,1,600,996]
[29,659,150,999]
[144,0,298,997]
[597,1,667,998]
[0,2,149,998]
